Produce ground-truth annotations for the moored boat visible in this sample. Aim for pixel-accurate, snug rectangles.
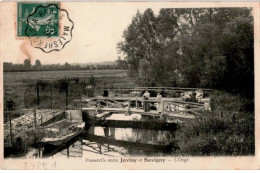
[41,122,85,146]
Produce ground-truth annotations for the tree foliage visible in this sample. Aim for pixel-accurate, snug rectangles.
[35,59,41,69]
[4,62,124,72]
[23,59,31,69]
[118,8,253,97]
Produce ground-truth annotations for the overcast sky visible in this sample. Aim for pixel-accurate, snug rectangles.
[1,2,162,64]
[1,2,255,64]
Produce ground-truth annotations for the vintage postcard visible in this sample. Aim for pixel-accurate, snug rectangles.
[0,1,259,170]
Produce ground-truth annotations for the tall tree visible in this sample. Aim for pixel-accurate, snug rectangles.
[24,59,31,69]
[35,59,41,69]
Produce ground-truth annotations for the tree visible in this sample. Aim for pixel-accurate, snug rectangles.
[221,17,254,97]
[116,57,129,69]
[35,59,41,69]
[24,59,31,69]
[118,9,168,85]
[118,8,253,97]
[64,62,70,70]
[3,62,13,72]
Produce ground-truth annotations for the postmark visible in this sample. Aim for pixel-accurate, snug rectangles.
[17,2,74,53]
[25,4,59,37]
[17,3,60,37]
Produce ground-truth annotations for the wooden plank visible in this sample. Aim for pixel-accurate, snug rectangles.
[41,135,83,158]
[136,87,212,91]
[82,107,126,112]
[94,87,212,92]
[189,111,202,116]
[164,107,205,113]
[93,119,179,130]
[165,113,195,119]
[82,107,196,119]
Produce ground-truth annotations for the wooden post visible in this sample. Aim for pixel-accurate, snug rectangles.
[161,100,164,116]
[36,82,40,106]
[79,87,83,121]
[99,144,102,154]
[92,87,95,98]
[65,83,68,110]
[126,99,130,116]
[34,109,37,130]
[41,113,42,125]
[135,97,138,109]
[38,148,41,158]
[79,87,82,112]
[50,83,53,109]
[9,113,13,144]
[67,147,69,158]
[95,99,100,115]
[160,100,164,118]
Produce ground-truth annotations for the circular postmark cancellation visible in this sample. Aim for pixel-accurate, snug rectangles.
[25,4,74,53]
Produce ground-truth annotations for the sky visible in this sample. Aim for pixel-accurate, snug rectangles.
[1,2,256,64]
[1,2,161,64]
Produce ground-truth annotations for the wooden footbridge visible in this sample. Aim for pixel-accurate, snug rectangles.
[73,87,211,122]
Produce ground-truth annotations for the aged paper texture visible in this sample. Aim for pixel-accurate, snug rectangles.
[0,1,259,169]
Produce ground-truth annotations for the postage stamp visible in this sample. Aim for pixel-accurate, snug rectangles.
[17,3,60,37]
[17,2,73,53]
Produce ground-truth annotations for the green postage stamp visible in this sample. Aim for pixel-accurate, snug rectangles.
[16,2,74,53]
[17,2,60,37]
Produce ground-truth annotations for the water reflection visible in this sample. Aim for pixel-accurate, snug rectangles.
[92,127,175,146]
[17,115,177,158]
[42,125,176,158]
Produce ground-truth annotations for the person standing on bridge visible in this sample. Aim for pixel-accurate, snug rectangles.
[85,84,93,97]
[103,83,109,97]
[143,89,150,112]
[156,92,162,113]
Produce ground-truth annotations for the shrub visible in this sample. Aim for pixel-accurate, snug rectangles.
[176,91,254,156]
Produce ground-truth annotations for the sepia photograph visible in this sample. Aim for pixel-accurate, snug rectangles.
[0,1,259,170]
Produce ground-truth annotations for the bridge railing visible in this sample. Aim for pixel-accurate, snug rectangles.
[88,87,212,101]
[73,96,210,118]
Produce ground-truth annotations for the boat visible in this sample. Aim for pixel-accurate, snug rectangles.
[41,122,85,146]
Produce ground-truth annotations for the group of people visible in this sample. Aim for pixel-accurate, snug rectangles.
[143,89,162,113]
[85,84,162,113]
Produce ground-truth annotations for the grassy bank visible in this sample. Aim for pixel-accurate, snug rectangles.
[176,90,254,156]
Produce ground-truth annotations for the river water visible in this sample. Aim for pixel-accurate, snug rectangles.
[5,112,178,159]
[44,126,176,158]
[10,126,176,158]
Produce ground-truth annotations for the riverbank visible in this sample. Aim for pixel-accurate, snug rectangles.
[176,90,254,156]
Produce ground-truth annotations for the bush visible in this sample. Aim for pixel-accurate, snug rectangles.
[176,91,254,156]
